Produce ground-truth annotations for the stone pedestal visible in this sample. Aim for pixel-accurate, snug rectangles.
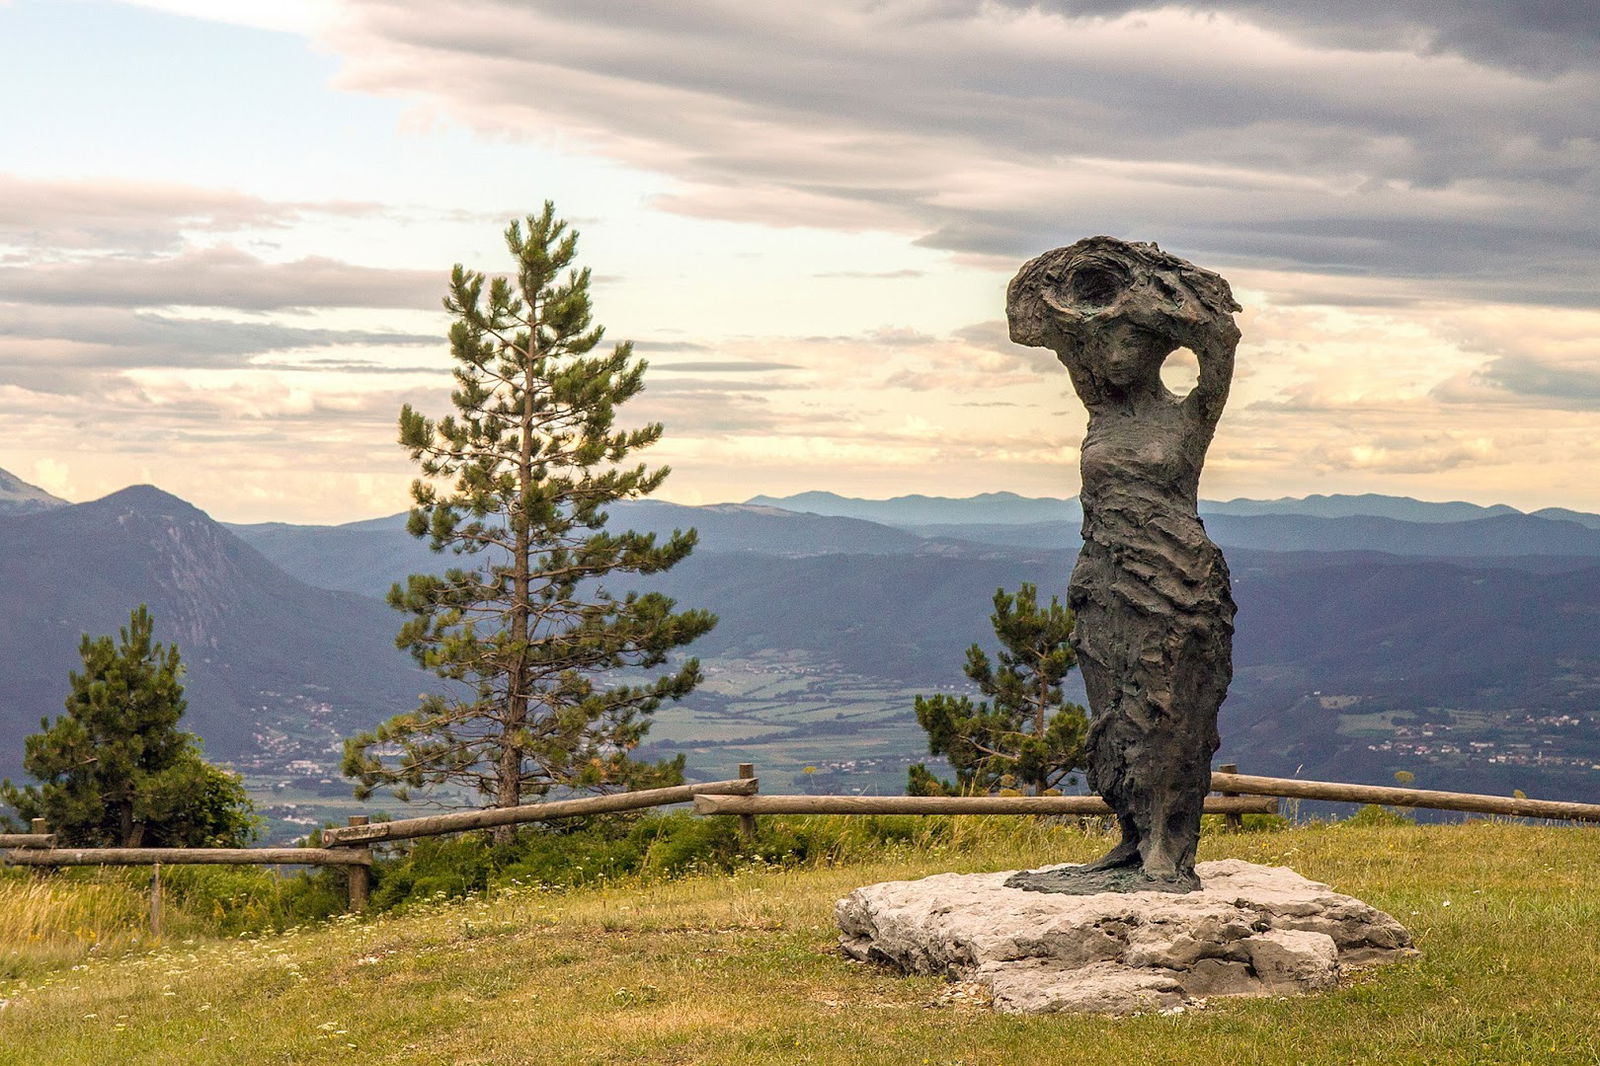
[836,859,1413,1015]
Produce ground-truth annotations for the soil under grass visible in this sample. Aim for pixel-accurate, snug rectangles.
[2,818,1598,1065]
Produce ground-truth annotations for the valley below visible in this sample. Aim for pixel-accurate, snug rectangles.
[4,478,1599,841]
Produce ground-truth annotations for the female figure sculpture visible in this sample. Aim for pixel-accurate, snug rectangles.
[1004,237,1242,893]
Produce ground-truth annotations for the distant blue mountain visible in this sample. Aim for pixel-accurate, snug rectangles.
[1533,507,1600,531]
[880,513,1600,558]
[0,485,426,777]
[1205,512,1600,556]
[231,493,1600,599]
[749,489,1600,535]
[0,465,68,515]
[747,488,1589,528]
[744,490,1081,526]
[1202,493,1522,523]
[228,500,937,597]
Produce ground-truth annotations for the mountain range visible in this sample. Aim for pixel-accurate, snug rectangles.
[0,468,67,515]
[0,485,428,777]
[230,495,1600,602]
[745,489,1598,528]
[2,470,1597,813]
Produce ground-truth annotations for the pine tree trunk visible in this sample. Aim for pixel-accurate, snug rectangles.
[494,347,539,843]
[1033,665,1048,795]
[118,798,136,847]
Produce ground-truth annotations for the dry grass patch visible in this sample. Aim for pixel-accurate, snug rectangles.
[2,820,1598,1065]
[0,872,155,979]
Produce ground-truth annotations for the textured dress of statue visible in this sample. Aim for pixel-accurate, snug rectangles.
[1004,237,1242,894]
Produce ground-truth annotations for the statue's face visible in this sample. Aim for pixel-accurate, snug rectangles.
[1092,320,1172,390]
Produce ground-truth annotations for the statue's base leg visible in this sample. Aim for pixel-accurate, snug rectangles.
[838,859,1415,1015]
[1005,863,1200,895]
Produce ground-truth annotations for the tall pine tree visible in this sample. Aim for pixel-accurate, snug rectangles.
[342,204,716,824]
[0,605,256,847]
[907,583,1088,796]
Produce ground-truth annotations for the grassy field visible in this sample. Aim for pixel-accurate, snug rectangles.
[2,818,1599,1065]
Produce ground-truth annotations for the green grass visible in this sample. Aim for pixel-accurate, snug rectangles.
[3,819,1599,1065]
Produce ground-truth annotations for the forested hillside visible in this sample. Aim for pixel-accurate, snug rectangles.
[3,479,1596,815]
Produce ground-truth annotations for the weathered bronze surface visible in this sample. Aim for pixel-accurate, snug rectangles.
[1004,237,1241,894]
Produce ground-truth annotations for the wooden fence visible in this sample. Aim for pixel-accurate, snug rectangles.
[1,779,759,915]
[693,794,1277,816]
[7,765,1599,924]
[319,778,759,846]
[1208,770,1600,822]
[1,847,374,867]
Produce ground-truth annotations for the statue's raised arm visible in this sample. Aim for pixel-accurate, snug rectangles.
[1004,237,1242,894]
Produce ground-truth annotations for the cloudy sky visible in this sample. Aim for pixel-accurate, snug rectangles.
[3,0,1598,522]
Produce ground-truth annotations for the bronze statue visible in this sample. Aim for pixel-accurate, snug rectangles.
[1004,237,1241,893]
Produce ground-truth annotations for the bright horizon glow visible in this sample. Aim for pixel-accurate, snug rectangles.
[3,0,1598,524]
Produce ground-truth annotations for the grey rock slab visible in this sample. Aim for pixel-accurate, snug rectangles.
[837,859,1413,1015]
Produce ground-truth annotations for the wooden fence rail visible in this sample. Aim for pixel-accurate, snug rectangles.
[0,834,55,848]
[1209,771,1600,823]
[694,794,1278,816]
[320,777,759,847]
[2,847,373,867]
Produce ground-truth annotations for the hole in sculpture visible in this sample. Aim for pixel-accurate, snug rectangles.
[1162,347,1200,398]
[1067,265,1124,308]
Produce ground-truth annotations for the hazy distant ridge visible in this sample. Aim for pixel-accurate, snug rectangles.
[744,490,1082,526]
[746,489,1592,528]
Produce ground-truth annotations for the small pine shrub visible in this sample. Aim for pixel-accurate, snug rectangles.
[1343,802,1416,827]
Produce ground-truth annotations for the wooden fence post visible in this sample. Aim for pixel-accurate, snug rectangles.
[344,816,371,914]
[29,819,48,880]
[150,863,163,939]
[1218,763,1244,832]
[737,764,757,844]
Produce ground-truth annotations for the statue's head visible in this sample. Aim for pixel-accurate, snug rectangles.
[1007,237,1241,392]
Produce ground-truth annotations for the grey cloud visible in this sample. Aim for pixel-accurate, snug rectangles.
[0,246,442,310]
[0,306,437,371]
[952,319,1030,352]
[797,327,942,345]
[631,391,791,434]
[1439,355,1600,410]
[651,360,800,373]
[1254,286,1428,310]
[0,174,381,253]
[869,327,940,346]
[641,377,794,395]
[632,340,713,352]
[328,0,1600,307]
[0,365,106,397]
[1022,1,1600,76]
[247,360,450,374]
[812,269,926,279]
